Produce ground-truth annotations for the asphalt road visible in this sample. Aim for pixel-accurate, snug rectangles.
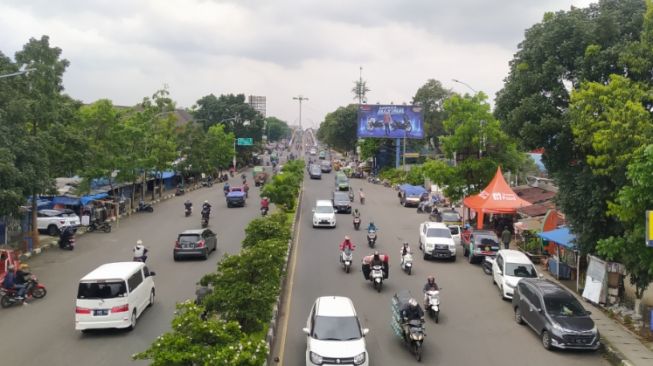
[0,168,268,366]
[276,160,608,366]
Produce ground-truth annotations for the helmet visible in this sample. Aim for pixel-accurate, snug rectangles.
[204,200,209,204]
[344,235,350,241]
[20,264,29,270]
[409,298,418,307]
[136,240,143,246]
[427,275,435,284]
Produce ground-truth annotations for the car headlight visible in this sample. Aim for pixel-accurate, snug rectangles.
[354,352,366,365]
[309,351,323,364]
[551,321,564,332]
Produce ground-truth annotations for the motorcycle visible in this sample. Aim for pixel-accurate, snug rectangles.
[0,275,47,308]
[391,116,413,132]
[367,229,377,248]
[401,252,414,275]
[185,206,192,217]
[58,236,75,250]
[201,179,213,187]
[137,201,154,213]
[365,117,385,131]
[261,206,269,216]
[133,255,148,263]
[370,264,384,292]
[175,187,185,196]
[340,248,353,273]
[425,289,441,323]
[402,319,426,361]
[482,255,495,275]
[201,213,209,228]
[353,217,361,230]
[348,190,354,202]
[87,220,112,233]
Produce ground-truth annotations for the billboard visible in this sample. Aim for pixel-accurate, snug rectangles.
[357,104,424,139]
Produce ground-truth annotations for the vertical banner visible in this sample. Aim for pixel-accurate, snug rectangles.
[647,210,653,247]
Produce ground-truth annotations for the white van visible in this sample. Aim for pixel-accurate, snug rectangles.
[75,262,156,332]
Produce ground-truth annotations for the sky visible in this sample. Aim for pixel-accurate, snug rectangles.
[0,0,594,128]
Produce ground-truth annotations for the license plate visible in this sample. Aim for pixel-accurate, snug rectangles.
[183,244,193,249]
[436,253,448,257]
[94,309,108,316]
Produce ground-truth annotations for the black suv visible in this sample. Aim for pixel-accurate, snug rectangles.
[174,229,218,261]
[332,191,352,213]
[513,279,599,350]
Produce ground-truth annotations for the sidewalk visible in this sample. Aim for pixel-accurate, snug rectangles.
[540,268,653,366]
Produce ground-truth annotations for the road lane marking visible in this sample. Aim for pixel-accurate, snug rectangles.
[276,179,304,365]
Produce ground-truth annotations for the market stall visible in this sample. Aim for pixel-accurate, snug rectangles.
[538,227,579,287]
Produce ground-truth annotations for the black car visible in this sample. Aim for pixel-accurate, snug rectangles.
[332,191,352,213]
[464,230,501,264]
[174,229,218,260]
[513,279,600,350]
[309,164,322,179]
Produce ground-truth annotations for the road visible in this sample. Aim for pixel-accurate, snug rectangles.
[0,168,268,366]
[276,159,608,366]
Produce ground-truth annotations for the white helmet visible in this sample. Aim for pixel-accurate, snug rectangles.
[136,240,143,246]
[409,298,418,307]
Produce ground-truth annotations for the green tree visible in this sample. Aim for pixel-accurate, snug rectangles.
[316,105,358,153]
[597,144,653,300]
[412,79,452,151]
[242,212,290,248]
[265,116,291,142]
[206,124,235,171]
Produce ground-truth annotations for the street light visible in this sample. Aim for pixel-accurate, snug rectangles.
[0,68,36,79]
[451,78,477,94]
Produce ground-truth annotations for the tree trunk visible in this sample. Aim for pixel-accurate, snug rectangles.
[31,194,40,250]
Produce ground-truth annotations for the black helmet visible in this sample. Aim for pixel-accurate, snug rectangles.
[427,275,435,284]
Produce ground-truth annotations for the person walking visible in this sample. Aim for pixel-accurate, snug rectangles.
[501,226,512,249]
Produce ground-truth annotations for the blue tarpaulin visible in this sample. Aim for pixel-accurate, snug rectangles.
[80,193,109,205]
[161,171,175,180]
[538,227,576,249]
[52,196,81,206]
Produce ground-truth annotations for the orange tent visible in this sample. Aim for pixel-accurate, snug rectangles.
[463,167,532,229]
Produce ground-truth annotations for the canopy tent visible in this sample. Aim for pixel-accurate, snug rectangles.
[537,227,576,249]
[538,227,579,286]
[80,193,109,206]
[463,167,531,229]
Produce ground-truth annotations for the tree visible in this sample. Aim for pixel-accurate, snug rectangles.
[206,124,235,171]
[597,144,653,301]
[264,116,291,142]
[242,212,290,248]
[316,105,358,153]
[412,79,452,150]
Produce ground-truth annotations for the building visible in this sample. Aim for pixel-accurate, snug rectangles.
[248,95,266,117]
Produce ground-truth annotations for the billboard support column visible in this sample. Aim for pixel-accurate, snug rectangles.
[395,138,401,169]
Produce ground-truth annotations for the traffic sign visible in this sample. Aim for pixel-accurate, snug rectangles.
[237,138,253,146]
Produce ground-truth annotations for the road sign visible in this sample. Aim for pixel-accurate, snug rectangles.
[237,138,253,146]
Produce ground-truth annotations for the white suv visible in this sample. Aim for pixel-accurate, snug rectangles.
[492,249,539,299]
[418,221,456,260]
[304,296,369,366]
[312,200,336,228]
[37,209,80,236]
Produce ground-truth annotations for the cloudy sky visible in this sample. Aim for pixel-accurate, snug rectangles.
[0,0,593,128]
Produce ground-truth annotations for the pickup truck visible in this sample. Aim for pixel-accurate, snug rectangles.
[226,191,246,208]
[37,209,80,236]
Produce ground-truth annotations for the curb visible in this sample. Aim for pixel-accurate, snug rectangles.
[602,337,635,366]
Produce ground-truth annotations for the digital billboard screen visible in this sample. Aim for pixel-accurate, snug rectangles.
[357,104,424,139]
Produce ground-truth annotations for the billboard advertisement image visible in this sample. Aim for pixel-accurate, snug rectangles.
[357,104,424,139]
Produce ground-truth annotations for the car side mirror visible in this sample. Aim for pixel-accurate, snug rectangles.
[585,310,592,315]
[538,273,544,279]
[149,271,156,276]
[362,328,369,336]
[302,327,310,335]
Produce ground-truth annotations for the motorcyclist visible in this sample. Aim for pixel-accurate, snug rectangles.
[352,208,361,219]
[243,182,250,198]
[133,240,148,262]
[339,236,355,262]
[223,182,230,195]
[423,275,440,307]
[202,200,211,213]
[359,188,365,203]
[2,264,26,300]
[370,250,383,267]
[184,199,193,214]
[401,298,425,340]
[400,241,412,267]
[59,224,75,249]
[260,197,270,210]
[367,221,377,232]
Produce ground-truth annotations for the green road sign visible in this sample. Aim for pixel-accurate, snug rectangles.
[237,138,253,146]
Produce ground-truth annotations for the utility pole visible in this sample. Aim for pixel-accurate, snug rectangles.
[293,95,308,131]
[358,66,363,105]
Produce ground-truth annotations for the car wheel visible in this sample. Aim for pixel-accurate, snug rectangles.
[173,254,179,261]
[541,330,552,350]
[148,290,155,307]
[468,253,475,264]
[423,253,429,260]
[514,307,524,324]
[203,249,209,260]
[451,255,456,262]
[128,310,137,330]
[47,225,59,236]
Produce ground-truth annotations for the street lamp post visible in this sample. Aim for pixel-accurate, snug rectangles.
[0,68,36,79]
[451,78,477,94]
[293,95,308,131]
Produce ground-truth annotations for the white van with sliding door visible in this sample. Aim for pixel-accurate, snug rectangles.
[75,262,156,332]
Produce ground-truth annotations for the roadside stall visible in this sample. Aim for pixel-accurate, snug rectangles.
[537,227,579,286]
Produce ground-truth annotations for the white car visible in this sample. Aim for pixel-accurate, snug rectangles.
[418,221,456,260]
[492,249,539,299]
[312,200,336,228]
[448,225,462,246]
[37,209,80,236]
[304,296,369,366]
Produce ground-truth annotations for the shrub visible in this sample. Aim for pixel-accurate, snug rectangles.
[242,212,290,248]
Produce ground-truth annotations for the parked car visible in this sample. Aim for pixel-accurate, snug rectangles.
[332,191,352,214]
[304,296,369,366]
[492,249,539,299]
[448,225,462,246]
[464,230,500,264]
[440,210,463,227]
[312,200,336,228]
[418,221,456,260]
[513,279,600,351]
[173,229,218,260]
[309,164,322,179]
[37,209,80,236]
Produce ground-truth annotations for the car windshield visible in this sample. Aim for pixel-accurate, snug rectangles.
[449,226,460,235]
[505,263,537,278]
[544,296,588,317]
[179,235,200,245]
[441,212,461,222]
[426,228,451,238]
[336,176,348,184]
[78,281,127,299]
[476,235,499,246]
[312,315,362,341]
[334,193,348,201]
[315,206,334,214]
[311,167,321,173]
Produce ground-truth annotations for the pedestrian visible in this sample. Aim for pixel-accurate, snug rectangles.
[501,226,512,249]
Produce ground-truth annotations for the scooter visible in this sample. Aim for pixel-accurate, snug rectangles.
[401,319,425,361]
[425,290,441,323]
[201,214,209,228]
[0,276,47,308]
[367,229,377,248]
[340,248,353,273]
[185,206,192,217]
[87,220,112,233]
[370,264,384,292]
[58,236,75,250]
[137,201,154,213]
[353,217,361,230]
[401,252,414,275]
[261,206,269,216]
